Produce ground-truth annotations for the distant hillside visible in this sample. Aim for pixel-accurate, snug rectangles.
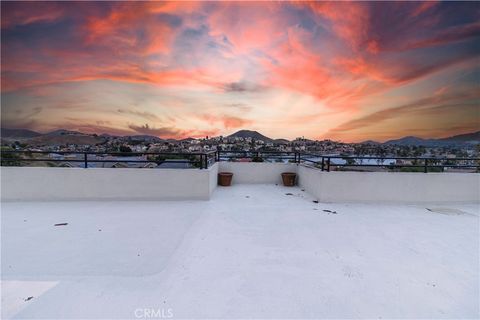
[385,136,435,146]
[0,128,106,146]
[438,131,480,144]
[360,140,380,145]
[26,134,106,146]
[1,128,42,138]
[228,130,274,142]
[126,135,163,142]
[2,127,478,147]
[385,131,480,146]
[273,138,290,144]
[45,129,85,136]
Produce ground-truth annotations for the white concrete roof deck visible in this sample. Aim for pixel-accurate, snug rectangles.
[1,185,479,319]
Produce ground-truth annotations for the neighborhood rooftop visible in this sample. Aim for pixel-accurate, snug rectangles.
[2,185,479,319]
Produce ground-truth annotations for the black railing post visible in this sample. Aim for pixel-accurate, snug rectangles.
[204,154,208,169]
[327,157,330,172]
[84,152,88,168]
[321,157,325,171]
[424,158,428,173]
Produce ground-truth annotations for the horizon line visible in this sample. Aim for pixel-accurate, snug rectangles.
[2,127,478,144]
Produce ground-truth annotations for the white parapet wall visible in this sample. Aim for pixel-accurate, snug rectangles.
[209,161,219,195]
[2,163,478,203]
[1,164,219,201]
[218,162,298,185]
[298,165,480,203]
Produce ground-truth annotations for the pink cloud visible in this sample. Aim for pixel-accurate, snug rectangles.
[128,123,219,139]
[410,1,438,17]
[207,2,285,54]
[1,2,66,29]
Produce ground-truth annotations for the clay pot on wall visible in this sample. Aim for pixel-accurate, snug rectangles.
[218,172,233,186]
[281,172,296,186]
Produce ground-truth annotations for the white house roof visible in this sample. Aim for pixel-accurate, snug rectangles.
[1,184,478,319]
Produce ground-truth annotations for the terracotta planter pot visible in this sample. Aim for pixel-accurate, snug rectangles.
[281,172,296,186]
[218,172,233,186]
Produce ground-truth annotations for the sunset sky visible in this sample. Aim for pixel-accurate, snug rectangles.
[1,1,479,142]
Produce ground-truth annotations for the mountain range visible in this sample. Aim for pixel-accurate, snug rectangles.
[383,131,480,146]
[1,127,479,146]
[1,128,42,138]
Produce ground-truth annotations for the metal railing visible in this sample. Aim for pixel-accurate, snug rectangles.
[1,149,479,172]
[215,150,298,162]
[0,150,217,169]
[298,153,480,173]
[217,151,480,173]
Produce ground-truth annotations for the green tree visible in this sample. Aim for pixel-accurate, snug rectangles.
[343,157,355,166]
[119,145,132,153]
[1,146,22,166]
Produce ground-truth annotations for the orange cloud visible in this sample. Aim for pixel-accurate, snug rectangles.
[83,3,177,55]
[200,114,252,129]
[304,1,370,52]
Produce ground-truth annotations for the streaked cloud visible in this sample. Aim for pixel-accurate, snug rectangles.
[117,109,160,121]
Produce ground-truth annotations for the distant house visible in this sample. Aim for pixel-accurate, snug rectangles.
[143,163,158,168]
[48,153,64,160]
[58,162,75,168]
[396,159,413,165]
[111,162,128,168]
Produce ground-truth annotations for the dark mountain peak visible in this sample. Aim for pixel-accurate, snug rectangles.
[385,136,433,146]
[228,130,274,142]
[229,129,261,136]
